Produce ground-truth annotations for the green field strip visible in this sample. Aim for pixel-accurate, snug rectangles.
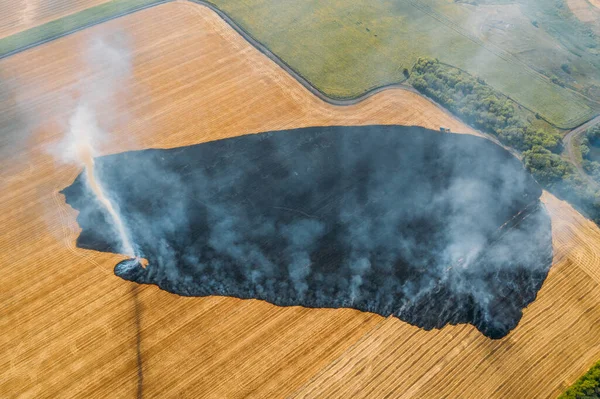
[0,0,169,59]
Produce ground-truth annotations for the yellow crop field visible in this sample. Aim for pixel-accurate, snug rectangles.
[1,2,599,397]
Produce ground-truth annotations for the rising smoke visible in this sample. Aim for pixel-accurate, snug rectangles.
[71,105,135,256]
[62,125,553,339]
[55,31,136,257]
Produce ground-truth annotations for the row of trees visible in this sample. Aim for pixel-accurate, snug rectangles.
[581,125,600,182]
[558,360,600,399]
[411,58,562,152]
[410,58,600,223]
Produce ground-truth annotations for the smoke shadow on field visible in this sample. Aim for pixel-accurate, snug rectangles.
[61,125,553,339]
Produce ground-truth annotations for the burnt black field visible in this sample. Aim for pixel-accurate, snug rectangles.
[61,125,553,339]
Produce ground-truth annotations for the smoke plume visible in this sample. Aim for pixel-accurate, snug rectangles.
[61,125,553,339]
[55,31,136,257]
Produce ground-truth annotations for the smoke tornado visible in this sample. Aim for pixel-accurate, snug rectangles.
[48,33,136,256]
[71,106,135,257]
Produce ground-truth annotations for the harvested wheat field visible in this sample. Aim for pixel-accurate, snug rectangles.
[0,0,111,39]
[0,1,599,398]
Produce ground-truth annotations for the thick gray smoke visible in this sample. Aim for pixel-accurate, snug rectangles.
[62,125,553,338]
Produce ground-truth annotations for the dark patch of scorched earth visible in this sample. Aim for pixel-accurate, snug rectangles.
[61,125,553,339]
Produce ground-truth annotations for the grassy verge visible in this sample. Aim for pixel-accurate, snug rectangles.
[410,58,600,224]
[559,360,600,399]
[0,0,164,58]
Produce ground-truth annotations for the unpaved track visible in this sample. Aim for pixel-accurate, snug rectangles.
[0,2,599,398]
[563,115,600,187]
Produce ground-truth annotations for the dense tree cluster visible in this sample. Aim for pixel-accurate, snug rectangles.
[411,57,600,224]
[581,126,600,182]
[558,360,600,399]
[523,146,572,186]
[411,58,562,153]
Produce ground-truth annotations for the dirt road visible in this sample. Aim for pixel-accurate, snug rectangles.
[564,114,600,187]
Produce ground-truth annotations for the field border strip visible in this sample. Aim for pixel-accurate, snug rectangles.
[0,0,173,61]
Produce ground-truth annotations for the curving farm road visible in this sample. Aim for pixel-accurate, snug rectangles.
[564,114,600,187]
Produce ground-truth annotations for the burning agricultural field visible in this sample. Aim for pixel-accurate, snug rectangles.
[61,125,553,339]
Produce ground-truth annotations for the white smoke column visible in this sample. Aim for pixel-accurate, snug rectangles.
[55,32,137,256]
[69,105,135,256]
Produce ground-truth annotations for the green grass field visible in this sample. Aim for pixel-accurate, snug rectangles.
[0,0,162,58]
[207,0,599,128]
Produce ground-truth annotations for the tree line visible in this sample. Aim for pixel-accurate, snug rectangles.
[410,57,600,224]
[581,125,600,182]
[558,359,600,399]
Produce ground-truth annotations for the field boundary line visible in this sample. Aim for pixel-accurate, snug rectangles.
[0,0,174,61]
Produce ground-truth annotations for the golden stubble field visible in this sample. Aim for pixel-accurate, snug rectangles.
[1,1,599,398]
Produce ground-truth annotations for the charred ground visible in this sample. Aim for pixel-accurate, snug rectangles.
[62,125,553,339]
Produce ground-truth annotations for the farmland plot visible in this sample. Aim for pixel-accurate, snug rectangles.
[0,2,599,397]
[208,0,600,127]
